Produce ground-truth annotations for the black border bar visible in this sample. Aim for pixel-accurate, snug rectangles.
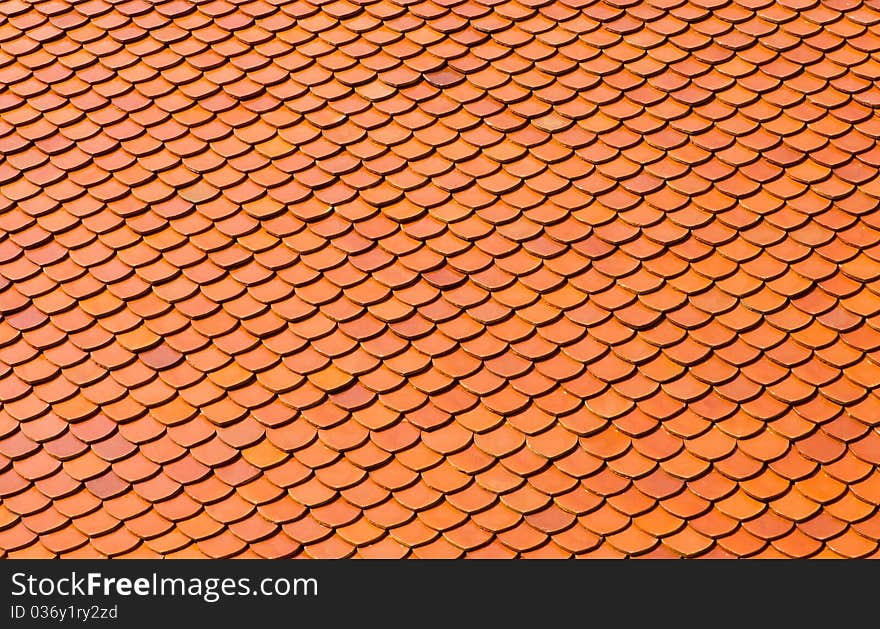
[0,559,867,626]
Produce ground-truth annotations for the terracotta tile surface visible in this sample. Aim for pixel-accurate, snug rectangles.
[2,0,880,560]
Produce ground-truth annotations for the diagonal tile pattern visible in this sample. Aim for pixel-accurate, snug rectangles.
[2,0,880,558]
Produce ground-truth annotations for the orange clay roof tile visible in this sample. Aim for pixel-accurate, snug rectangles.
[1,0,880,560]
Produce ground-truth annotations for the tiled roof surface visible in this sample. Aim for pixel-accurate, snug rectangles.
[2,0,880,559]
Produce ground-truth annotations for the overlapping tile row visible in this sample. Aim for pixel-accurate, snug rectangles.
[2,0,880,559]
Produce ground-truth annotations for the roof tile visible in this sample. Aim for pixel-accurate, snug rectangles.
[0,0,877,559]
